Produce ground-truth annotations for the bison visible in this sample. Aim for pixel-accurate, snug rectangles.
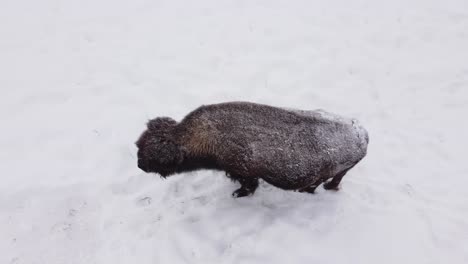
[136,102,369,197]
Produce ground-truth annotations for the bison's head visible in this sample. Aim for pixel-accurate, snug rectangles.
[135,117,183,177]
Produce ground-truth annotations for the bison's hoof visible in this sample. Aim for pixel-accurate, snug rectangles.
[232,188,254,198]
[323,182,340,191]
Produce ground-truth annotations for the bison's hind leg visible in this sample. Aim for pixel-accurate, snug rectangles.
[323,165,355,191]
[298,178,325,194]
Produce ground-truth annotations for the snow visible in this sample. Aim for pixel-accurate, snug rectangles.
[1,0,467,263]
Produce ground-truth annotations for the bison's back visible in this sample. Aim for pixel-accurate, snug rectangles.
[181,102,368,189]
[246,108,368,189]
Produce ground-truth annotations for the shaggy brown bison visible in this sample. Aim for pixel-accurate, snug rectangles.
[136,102,369,197]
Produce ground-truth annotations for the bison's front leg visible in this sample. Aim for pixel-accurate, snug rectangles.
[232,177,259,198]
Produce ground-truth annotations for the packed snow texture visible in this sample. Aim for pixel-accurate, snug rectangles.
[1,0,467,263]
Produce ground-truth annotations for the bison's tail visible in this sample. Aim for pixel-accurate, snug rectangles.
[352,119,369,147]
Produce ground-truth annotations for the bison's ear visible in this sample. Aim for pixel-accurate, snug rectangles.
[147,117,177,131]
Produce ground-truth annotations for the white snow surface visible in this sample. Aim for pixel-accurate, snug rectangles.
[1,0,468,263]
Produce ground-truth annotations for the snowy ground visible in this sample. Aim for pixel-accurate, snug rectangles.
[1,0,468,263]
